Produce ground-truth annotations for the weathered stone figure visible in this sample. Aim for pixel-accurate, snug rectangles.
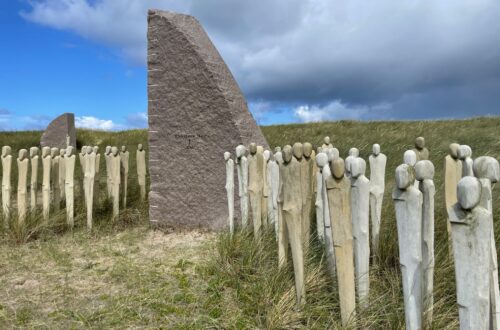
[393,164,423,330]
[42,147,51,221]
[458,145,473,177]
[369,143,387,256]
[267,151,280,229]
[449,176,490,330]
[84,147,96,230]
[93,146,100,204]
[404,150,418,167]
[248,143,264,237]
[413,137,429,161]
[415,160,435,326]
[29,147,39,212]
[473,156,500,329]
[80,146,87,202]
[315,153,326,243]
[322,136,333,150]
[58,149,66,203]
[2,146,12,226]
[65,147,76,228]
[275,151,287,260]
[224,152,235,235]
[111,147,121,220]
[51,147,60,211]
[120,146,129,208]
[105,146,112,198]
[261,147,269,227]
[278,145,306,305]
[137,144,147,200]
[445,143,463,257]
[325,157,356,326]
[235,145,249,228]
[345,148,359,179]
[301,142,314,249]
[17,149,29,225]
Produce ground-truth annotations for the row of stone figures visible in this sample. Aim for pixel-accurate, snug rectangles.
[1,144,147,230]
[223,137,499,330]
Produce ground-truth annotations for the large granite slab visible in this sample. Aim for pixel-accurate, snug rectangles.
[40,113,76,149]
[147,9,268,230]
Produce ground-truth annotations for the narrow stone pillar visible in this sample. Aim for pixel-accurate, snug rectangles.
[65,147,76,228]
[120,146,129,208]
[42,147,51,221]
[1,146,12,227]
[51,147,60,211]
[224,152,235,235]
[235,145,249,228]
[17,149,29,225]
[136,144,147,200]
[444,143,462,259]
[111,147,121,220]
[84,148,96,230]
[30,147,39,213]
[369,143,386,257]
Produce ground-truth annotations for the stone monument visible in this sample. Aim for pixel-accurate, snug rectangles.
[224,152,234,235]
[369,143,386,256]
[65,147,75,228]
[30,147,39,213]
[40,113,76,150]
[137,144,147,200]
[235,145,249,228]
[444,143,462,258]
[2,146,12,226]
[147,10,268,230]
[42,147,51,221]
[51,147,60,211]
[17,149,29,225]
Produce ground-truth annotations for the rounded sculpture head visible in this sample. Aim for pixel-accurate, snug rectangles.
[30,147,39,158]
[42,146,51,158]
[372,144,381,156]
[415,160,435,181]
[235,145,246,159]
[316,152,328,168]
[283,145,293,164]
[86,146,93,154]
[93,146,99,153]
[59,149,65,157]
[458,145,472,160]
[111,146,119,156]
[224,152,231,161]
[415,137,425,150]
[138,144,143,151]
[449,143,460,159]
[275,151,283,163]
[105,146,111,155]
[121,146,127,152]
[328,148,340,162]
[249,143,257,155]
[332,159,345,179]
[274,146,282,153]
[293,143,303,160]
[2,146,11,157]
[348,147,359,157]
[457,176,482,210]
[66,146,73,156]
[473,156,500,183]
[351,158,366,179]
[263,150,271,161]
[51,147,59,158]
[324,136,331,145]
[81,146,87,154]
[303,142,313,158]
[395,164,415,190]
[257,146,264,155]
[403,150,417,166]
[18,149,28,160]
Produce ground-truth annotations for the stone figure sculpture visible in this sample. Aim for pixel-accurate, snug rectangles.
[449,176,490,330]
[445,143,463,257]
[473,156,500,329]
[413,137,429,161]
[65,147,76,228]
[51,147,60,211]
[393,164,423,330]
[17,149,29,225]
[93,146,100,204]
[29,147,39,212]
[273,151,283,241]
[120,146,129,208]
[84,147,96,230]
[415,160,435,326]
[111,147,121,220]
[325,157,356,326]
[458,145,473,177]
[404,150,418,167]
[301,142,314,249]
[105,146,112,198]
[42,146,51,221]
[315,153,326,243]
[248,143,264,237]
[2,146,12,226]
[137,144,147,200]
[58,149,66,203]
[235,145,249,228]
[267,151,280,230]
[261,148,269,228]
[322,136,333,150]
[80,146,87,201]
[369,143,387,256]
[278,145,306,305]
[224,152,235,235]
[345,148,359,179]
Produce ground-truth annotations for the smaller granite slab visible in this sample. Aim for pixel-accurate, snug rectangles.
[41,113,76,149]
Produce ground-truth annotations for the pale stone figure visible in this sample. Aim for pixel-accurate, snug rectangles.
[325,157,356,326]
[80,146,87,202]
[404,150,418,167]
[449,177,490,330]
[105,146,113,198]
[120,146,130,208]
[267,151,280,230]
[344,148,359,179]
[29,147,39,212]
[322,136,334,150]
[319,154,336,283]
[445,143,463,258]
[415,160,435,326]
[248,143,264,237]
[235,145,249,228]
[393,164,423,330]
[111,147,121,220]
[301,142,314,249]
[58,149,66,202]
[413,137,429,161]
[458,145,473,177]
[93,146,100,203]
[272,152,282,238]
[224,152,235,235]
[84,147,96,230]
[65,147,76,228]
[315,153,326,243]
[2,146,12,226]
[17,149,29,225]
[42,147,51,221]
[51,147,60,211]
[473,156,500,329]
[137,144,147,200]
[261,148,269,227]
[369,143,387,256]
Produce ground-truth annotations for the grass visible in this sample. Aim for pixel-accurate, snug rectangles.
[0,117,499,328]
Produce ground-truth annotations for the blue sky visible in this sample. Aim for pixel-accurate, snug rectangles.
[1,0,500,130]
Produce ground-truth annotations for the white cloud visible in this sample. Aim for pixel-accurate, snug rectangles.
[125,112,148,128]
[76,116,119,130]
[294,100,392,123]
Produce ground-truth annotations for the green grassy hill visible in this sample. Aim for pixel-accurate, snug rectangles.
[0,117,499,328]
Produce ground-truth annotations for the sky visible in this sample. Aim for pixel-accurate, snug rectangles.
[1,0,500,130]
